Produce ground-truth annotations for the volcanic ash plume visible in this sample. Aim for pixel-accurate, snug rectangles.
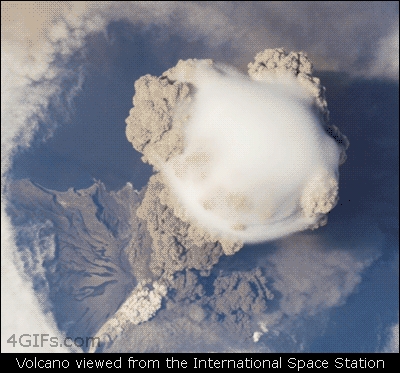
[126,49,349,253]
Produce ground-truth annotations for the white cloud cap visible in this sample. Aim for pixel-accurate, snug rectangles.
[160,58,342,243]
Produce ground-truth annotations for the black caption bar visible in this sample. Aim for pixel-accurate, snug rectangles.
[3,353,397,370]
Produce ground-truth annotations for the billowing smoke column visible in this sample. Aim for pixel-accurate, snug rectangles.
[126,49,348,250]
